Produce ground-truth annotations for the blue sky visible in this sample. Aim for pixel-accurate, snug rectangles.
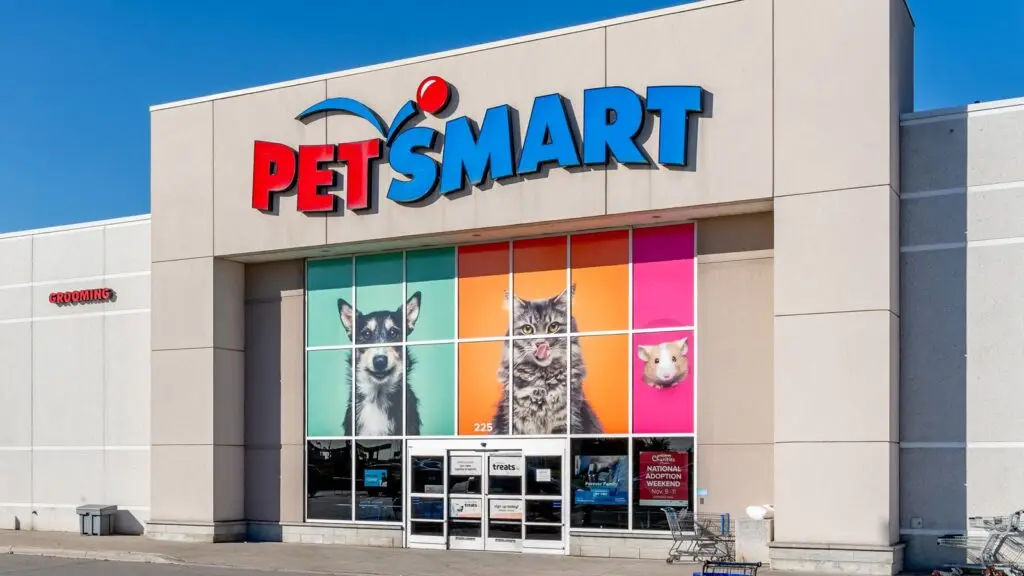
[0,0,1021,234]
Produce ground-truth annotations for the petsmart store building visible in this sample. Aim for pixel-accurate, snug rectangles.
[5,0,1024,573]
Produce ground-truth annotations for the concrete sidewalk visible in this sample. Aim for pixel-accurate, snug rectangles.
[0,530,709,576]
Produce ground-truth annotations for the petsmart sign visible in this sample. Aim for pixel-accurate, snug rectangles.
[252,76,703,214]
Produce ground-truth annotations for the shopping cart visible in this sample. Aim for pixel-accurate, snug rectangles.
[696,561,762,576]
[935,509,1024,576]
[663,507,735,564]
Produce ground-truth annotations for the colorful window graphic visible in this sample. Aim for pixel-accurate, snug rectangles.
[305,222,696,439]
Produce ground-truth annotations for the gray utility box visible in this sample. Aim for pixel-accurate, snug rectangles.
[75,504,117,536]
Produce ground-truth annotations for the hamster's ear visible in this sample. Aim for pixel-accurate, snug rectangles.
[637,345,651,362]
[338,299,355,337]
[677,337,689,354]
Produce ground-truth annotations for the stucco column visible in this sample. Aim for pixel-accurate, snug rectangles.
[769,0,912,573]
[149,102,247,542]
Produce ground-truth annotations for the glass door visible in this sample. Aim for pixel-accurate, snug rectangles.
[407,453,446,549]
[523,454,564,552]
[447,452,484,550]
[485,453,523,552]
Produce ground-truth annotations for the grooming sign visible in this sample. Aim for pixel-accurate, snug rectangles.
[48,288,115,307]
[252,76,704,214]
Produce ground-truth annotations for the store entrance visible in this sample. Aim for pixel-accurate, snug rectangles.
[406,439,566,554]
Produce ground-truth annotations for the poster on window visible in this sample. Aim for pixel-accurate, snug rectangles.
[639,451,689,507]
[450,498,482,520]
[573,455,628,505]
[489,499,523,521]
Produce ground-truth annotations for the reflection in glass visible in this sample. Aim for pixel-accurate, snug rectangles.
[411,497,444,520]
[632,436,694,531]
[306,440,353,521]
[449,521,481,538]
[411,457,444,494]
[488,521,522,540]
[526,499,562,524]
[410,521,444,536]
[525,524,562,541]
[570,438,629,530]
[355,440,403,521]
[526,456,562,495]
[449,455,482,494]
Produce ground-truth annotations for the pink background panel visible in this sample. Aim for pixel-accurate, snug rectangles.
[632,330,695,434]
[632,223,695,329]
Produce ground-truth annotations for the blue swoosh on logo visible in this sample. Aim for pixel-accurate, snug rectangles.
[386,100,419,144]
[295,98,387,136]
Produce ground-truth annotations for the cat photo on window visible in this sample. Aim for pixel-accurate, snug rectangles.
[490,284,603,435]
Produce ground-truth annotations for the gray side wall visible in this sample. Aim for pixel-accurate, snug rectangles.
[900,101,1024,569]
[0,217,151,534]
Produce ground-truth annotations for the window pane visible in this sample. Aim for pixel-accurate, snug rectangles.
[406,344,455,436]
[488,455,522,495]
[570,438,628,530]
[355,253,403,315]
[570,229,629,332]
[306,349,352,437]
[307,258,353,347]
[306,440,352,521]
[449,455,482,494]
[633,330,695,434]
[411,497,444,520]
[526,499,562,523]
[410,456,444,494]
[525,524,562,541]
[632,437,694,531]
[457,340,507,435]
[355,440,403,521]
[352,346,405,436]
[526,456,561,496]
[411,521,444,536]
[405,247,456,342]
[573,334,628,434]
[458,242,510,339]
[632,223,695,330]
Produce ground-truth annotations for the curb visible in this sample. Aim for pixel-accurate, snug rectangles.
[3,545,179,564]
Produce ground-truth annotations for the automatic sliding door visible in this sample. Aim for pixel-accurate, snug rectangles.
[448,452,484,550]
[485,453,523,552]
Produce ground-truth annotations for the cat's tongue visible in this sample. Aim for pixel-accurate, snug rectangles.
[534,342,551,360]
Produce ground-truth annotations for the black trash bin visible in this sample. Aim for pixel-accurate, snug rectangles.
[75,504,117,536]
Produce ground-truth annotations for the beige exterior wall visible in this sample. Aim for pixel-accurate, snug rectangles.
[696,213,774,517]
[149,0,913,570]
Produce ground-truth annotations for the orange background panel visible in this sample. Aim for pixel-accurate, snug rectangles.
[513,236,567,301]
[576,334,629,434]
[458,340,508,435]
[570,230,629,332]
[458,243,510,338]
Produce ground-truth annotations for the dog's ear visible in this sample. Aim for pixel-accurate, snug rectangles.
[405,291,422,334]
[338,298,355,338]
[637,345,651,363]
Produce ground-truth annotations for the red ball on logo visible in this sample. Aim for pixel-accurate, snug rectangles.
[416,76,451,115]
